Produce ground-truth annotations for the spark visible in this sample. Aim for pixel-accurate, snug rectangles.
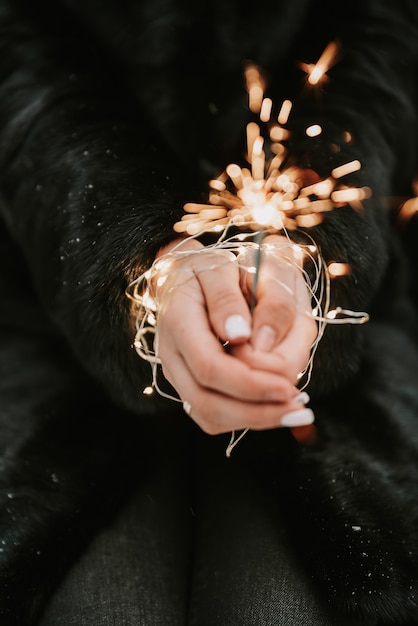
[306,124,322,137]
[328,262,351,277]
[299,40,342,86]
[174,44,369,239]
[174,116,369,236]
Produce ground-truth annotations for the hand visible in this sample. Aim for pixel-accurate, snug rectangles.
[153,236,316,435]
[231,233,318,386]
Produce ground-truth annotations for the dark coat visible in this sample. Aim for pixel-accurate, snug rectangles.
[1,0,418,622]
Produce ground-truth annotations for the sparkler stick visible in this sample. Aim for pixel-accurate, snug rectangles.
[250,231,263,311]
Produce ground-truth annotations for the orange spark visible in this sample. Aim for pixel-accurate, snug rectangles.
[299,40,342,86]
[328,262,351,277]
[174,45,368,238]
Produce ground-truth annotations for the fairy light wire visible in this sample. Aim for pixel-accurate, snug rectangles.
[126,227,369,397]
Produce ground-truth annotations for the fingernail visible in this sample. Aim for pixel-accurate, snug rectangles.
[225,315,251,340]
[281,408,315,428]
[253,325,276,352]
[294,391,310,405]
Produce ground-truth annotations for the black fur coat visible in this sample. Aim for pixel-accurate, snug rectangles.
[1,0,418,623]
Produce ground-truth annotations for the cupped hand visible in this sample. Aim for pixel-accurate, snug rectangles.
[153,237,315,435]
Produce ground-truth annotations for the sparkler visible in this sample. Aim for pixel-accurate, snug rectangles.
[174,60,370,239]
[127,41,371,454]
[173,51,370,323]
[299,40,342,88]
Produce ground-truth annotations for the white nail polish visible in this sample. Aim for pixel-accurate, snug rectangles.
[225,315,251,340]
[294,391,310,405]
[254,325,276,352]
[281,408,315,428]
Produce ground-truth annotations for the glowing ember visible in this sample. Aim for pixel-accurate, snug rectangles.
[328,262,351,277]
[174,43,370,239]
[174,123,370,235]
[299,40,342,87]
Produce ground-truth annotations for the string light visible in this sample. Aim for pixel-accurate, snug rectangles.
[126,230,369,458]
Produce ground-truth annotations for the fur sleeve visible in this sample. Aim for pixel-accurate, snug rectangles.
[247,320,418,623]
[279,0,418,396]
[0,0,196,415]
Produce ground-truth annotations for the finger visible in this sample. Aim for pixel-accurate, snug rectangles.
[231,307,317,383]
[159,324,295,404]
[157,293,295,403]
[192,251,252,343]
[163,351,314,435]
[250,257,298,351]
[192,394,315,436]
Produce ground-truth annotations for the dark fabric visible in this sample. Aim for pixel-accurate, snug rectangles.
[37,411,194,626]
[0,224,151,624]
[247,320,418,624]
[0,0,418,624]
[37,419,367,626]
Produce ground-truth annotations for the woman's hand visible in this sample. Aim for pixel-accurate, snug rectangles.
[153,237,315,435]
[232,233,318,385]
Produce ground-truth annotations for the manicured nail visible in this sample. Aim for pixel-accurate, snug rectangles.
[225,315,251,340]
[253,324,276,352]
[281,408,315,428]
[294,391,310,405]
